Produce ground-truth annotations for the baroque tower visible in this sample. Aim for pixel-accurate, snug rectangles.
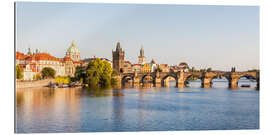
[138,46,146,64]
[112,42,125,73]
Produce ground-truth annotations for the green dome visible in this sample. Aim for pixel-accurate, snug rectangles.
[66,41,79,54]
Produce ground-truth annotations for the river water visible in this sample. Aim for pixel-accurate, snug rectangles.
[16,80,259,133]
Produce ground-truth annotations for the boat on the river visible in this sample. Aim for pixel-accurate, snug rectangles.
[241,84,251,87]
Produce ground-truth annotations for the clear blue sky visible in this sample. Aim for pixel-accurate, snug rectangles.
[16,2,259,71]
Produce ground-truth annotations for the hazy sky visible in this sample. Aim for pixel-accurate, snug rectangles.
[16,2,259,71]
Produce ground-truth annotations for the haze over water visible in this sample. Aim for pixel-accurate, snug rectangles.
[16,80,259,133]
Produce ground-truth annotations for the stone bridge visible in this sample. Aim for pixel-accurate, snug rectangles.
[119,71,259,89]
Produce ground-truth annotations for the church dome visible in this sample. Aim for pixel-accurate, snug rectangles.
[66,41,79,54]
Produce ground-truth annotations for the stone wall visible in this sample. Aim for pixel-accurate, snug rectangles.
[16,79,55,89]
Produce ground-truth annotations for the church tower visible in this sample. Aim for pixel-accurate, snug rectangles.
[112,42,125,73]
[138,46,146,64]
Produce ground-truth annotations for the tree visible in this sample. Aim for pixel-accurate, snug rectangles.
[154,67,162,72]
[33,74,41,80]
[111,69,118,77]
[41,67,56,79]
[55,76,70,84]
[16,65,23,79]
[206,68,212,72]
[74,66,85,82]
[190,67,196,72]
[248,69,260,72]
[85,58,114,88]
[200,69,206,72]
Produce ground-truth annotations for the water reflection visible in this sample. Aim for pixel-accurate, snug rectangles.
[16,82,259,133]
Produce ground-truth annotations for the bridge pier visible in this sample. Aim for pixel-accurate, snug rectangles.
[155,77,161,87]
[202,77,212,88]
[228,78,238,89]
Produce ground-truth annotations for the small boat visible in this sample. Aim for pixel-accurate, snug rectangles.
[62,84,69,88]
[241,84,250,87]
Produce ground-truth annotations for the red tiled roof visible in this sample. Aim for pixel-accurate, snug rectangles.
[124,61,131,64]
[35,53,59,61]
[16,52,27,60]
[73,61,83,64]
[64,56,72,61]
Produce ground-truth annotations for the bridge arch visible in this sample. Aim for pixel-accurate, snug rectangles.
[121,74,134,87]
[140,74,155,84]
[236,74,258,88]
[161,74,177,87]
[209,75,230,88]
[184,74,203,87]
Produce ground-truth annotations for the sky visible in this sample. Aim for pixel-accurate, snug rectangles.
[16,2,259,71]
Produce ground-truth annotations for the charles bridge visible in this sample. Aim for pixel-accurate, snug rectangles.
[117,71,259,89]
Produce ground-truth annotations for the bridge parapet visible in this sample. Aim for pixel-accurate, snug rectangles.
[119,71,259,89]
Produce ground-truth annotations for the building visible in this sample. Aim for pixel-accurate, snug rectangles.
[123,61,133,73]
[112,42,125,73]
[66,41,81,61]
[149,59,157,72]
[16,41,82,80]
[141,63,152,73]
[170,62,189,72]
[158,64,170,72]
[138,46,146,64]
[132,64,141,72]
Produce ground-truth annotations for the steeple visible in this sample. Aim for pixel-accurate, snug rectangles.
[116,42,121,50]
[138,45,146,64]
[72,40,75,46]
[151,59,156,64]
[140,46,144,57]
[27,48,32,55]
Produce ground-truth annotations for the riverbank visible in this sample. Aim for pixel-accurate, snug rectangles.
[16,79,55,89]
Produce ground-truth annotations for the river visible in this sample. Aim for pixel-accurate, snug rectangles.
[15,80,259,133]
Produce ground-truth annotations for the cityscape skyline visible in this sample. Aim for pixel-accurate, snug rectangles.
[16,2,259,71]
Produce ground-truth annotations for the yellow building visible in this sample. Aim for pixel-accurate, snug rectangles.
[141,63,152,73]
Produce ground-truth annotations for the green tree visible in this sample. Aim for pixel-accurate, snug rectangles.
[85,58,115,88]
[190,67,196,72]
[33,74,41,80]
[100,60,112,88]
[75,66,85,82]
[16,65,23,79]
[248,69,260,72]
[41,67,56,79]
[200,69,206,72]
[111,69,118,77]
[154,67,162,72]
[206,67,212,72]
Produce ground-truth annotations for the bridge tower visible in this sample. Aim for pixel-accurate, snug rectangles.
[112,42,125,73]
[138,46,146,64]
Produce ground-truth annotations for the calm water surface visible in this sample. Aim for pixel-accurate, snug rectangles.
[16,81,259,133]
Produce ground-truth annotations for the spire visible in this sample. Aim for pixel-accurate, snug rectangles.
[151,58,156,64]
[116,42,121,50]
[140,45,144,57]
[27,48,31,55]
[72,40,75,46]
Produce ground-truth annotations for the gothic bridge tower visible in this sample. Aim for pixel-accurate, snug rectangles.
[112,42,125,73]
[138,46,146,64]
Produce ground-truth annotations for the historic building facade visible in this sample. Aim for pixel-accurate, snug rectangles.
[16,41,82,80]
[170,62,189,72]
